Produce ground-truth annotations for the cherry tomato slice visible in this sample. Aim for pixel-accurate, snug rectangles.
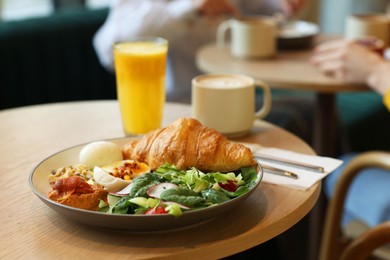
[145,206,168,215]
[218,180,238,192]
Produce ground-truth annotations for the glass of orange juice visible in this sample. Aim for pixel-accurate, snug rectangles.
[114,37,168,135]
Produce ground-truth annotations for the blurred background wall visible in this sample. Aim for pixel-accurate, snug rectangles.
[319,0,389,34]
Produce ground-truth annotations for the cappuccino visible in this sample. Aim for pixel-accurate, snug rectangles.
[195,74,253,89]
[191,73,272,137]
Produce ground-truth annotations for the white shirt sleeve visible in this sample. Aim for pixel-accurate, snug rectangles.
[93,0,196,70]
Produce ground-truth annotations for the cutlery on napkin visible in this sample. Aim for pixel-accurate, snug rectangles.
[257,161,299,179]
[255,154,325,173]
[239,142,344,190]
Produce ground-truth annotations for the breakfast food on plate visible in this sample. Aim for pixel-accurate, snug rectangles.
[122,117,256,172]
[93,160,150,192]
[79,141,123,168]
[48,140,149,208]
[48,176,108,211]
[46,117,260,215]
[48,165,94,185]
[47,159,151,209]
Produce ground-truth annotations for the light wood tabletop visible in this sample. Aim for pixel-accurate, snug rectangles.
[0,100,320,259]
[196,41,368,92]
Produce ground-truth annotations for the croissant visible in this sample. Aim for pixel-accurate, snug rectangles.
[122,117,256,172]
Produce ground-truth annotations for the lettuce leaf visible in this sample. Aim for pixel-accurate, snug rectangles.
[160,187,205,207]
[201,189,230,204]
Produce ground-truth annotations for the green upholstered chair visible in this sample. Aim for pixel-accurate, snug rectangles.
[0,8,116,110]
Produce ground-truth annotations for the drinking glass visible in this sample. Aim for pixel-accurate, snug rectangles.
[114,37,168,135]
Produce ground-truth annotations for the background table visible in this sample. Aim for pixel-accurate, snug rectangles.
[196,42,369,157]
[0,101,319,259]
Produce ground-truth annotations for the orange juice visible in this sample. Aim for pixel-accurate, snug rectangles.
[114,38,168,135]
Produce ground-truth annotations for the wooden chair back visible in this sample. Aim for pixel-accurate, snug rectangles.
[319,151,390,260]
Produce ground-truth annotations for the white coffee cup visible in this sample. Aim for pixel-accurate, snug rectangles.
[345,13,390,46]
[191,73,272,137]
[217,16,277,59]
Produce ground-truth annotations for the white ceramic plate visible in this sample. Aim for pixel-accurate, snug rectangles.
[29,138,263,232]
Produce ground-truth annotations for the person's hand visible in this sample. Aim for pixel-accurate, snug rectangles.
[193,0,238,16]
[280,0,306,17]
[310,40,383,83]
[310,39,390,95]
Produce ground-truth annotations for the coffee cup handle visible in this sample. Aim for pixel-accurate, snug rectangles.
[217,20,232,49]
[254,80,272,119]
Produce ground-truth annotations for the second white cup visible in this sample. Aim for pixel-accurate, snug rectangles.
[217,16,277,59]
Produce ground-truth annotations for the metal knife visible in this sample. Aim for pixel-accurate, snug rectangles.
[255,154,325,173]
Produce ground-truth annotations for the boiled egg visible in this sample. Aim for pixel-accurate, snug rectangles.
[79,141,123,168]
[93,160,150,192]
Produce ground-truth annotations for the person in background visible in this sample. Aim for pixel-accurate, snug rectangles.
[93,0,305,103]
[310,39,390,229]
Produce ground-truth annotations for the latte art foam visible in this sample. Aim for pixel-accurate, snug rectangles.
[197,76,251,89]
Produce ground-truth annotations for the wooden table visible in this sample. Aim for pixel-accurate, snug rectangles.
[0,101,320,259]
[195,42,369,157]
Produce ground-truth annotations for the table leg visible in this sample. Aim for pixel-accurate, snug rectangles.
[313,92,338,157]
[308,92,338,260]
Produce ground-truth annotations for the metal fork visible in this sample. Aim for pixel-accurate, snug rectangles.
[255,158,299,179]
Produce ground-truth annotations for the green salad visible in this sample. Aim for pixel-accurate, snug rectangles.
[99,163,259,217]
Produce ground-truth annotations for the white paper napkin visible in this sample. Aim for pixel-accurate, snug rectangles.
[240,143,344,190]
